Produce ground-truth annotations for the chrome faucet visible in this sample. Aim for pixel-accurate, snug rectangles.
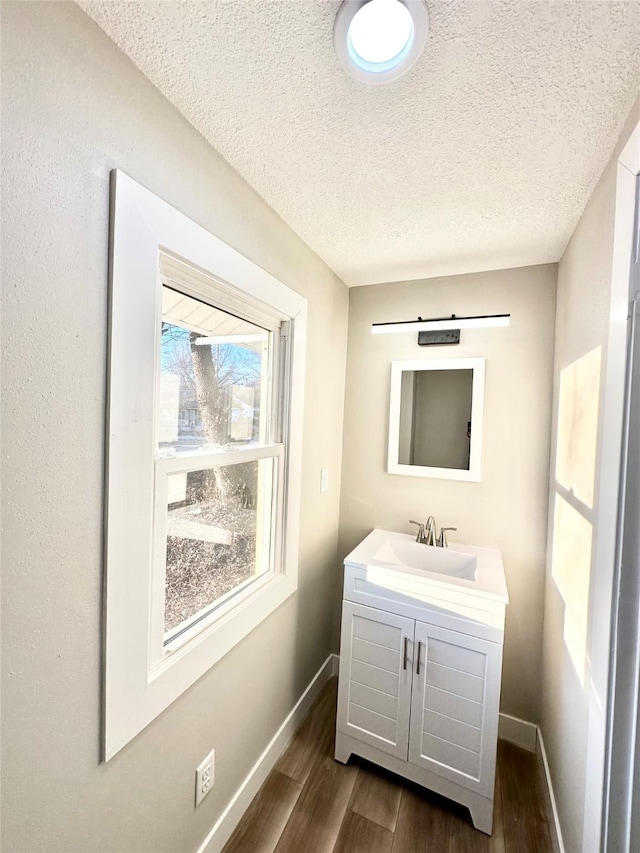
[409,520,427,544]
[425,516,437,546]
[409,517,457,547]
[437,527,457,548]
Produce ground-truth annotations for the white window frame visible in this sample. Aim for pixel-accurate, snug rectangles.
[104,171,307,761]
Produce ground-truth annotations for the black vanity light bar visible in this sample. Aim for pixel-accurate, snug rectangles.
[371,313,511,334]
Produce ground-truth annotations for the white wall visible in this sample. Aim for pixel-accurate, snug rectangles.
[338,264,557,722]
[0,3,348,851]
[541,96,640,853]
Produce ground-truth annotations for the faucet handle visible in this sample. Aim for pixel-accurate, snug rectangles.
[437,527,457,548]
[409,520,426,543]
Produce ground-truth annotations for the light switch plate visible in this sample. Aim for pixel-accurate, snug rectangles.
[320,469,329,493]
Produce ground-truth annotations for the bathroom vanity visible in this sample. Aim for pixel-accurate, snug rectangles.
[335,528,509,834]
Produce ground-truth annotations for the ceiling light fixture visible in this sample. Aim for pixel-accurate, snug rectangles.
[371,313,511,333]
[334,0,429,84]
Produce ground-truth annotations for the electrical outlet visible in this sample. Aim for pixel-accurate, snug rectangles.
[195,748,215,807]
[320,468,329,493]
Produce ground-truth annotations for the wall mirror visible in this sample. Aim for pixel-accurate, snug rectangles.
[388,358,486,481]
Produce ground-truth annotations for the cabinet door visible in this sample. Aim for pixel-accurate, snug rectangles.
[337,601,414,760]
[408,620,502,797]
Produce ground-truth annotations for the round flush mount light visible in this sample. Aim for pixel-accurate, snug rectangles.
[334,0,429,84]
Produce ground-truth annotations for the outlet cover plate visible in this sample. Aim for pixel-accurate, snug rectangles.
[195,748,215,807]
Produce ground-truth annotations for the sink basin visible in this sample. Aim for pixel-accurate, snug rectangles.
[343,529,508,603]
[372,537,477,581]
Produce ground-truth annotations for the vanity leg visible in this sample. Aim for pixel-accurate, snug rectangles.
[468,796,494,835]
[334,731,352,764]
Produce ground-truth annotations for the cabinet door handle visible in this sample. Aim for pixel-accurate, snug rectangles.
[416,641,423,675]
[403,637,409,670]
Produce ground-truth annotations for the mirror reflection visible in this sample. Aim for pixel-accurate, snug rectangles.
[399,369,473,470]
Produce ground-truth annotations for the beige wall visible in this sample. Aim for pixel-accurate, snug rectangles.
[0,4,348,852]
[541,96,640,853]
[338,265,557,722]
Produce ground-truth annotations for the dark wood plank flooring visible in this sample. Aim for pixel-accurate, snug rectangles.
[223,678,554,853]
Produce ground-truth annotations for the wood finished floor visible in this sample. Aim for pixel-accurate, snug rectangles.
[223,678,554,853]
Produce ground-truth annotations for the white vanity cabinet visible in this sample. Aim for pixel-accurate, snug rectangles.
[335,529,509,835]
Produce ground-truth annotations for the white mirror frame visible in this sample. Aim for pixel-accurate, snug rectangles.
[387,357,486,482]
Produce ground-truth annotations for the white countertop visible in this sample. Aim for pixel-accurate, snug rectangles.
[344,528,509,604]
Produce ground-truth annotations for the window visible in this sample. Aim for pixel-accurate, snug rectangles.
[105,172,306,760]
[152,277,284,657]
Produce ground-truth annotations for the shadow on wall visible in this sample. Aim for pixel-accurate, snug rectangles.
[550,346,602,687]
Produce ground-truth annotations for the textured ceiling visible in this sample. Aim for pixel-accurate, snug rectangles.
[79,0,640,287]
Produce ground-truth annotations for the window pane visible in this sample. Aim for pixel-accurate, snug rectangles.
[159,287,271,456]
[164,458,276,638]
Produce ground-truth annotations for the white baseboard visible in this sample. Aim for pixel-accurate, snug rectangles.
[537,728,566,853]
[330,652,340,676]
[498,712,538,752]
[497,714,564,852]
[196,654,336,853]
